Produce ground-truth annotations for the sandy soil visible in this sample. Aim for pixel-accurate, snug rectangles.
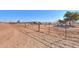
[0,23,79,48]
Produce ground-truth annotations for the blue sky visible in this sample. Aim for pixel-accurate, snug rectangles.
[0,10,79,22]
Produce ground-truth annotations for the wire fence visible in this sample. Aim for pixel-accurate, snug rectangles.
[15,23,79,48]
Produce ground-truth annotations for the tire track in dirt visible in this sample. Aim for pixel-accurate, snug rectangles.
[8,24,48,48]
[12,25,70,48]
[11,24,79,48]
[0,29,14,47]
[11,25,60,48]
[21,27,79,48]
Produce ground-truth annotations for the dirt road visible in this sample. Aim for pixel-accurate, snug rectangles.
[0,24,46,48]
[0,23,79,48]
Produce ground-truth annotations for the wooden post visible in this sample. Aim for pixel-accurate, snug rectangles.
[48,23,51,34]
[38,22,40,32]
[24,23,26,28]
[49,43,52,48]
[65,22,67,40]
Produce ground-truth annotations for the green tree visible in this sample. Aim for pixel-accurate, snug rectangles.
[58,19,64,26]
[64,11,79,26]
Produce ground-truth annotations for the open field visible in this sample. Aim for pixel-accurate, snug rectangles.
[0,23,79,48]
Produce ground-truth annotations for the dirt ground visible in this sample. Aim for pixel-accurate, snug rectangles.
[0,23,79,48]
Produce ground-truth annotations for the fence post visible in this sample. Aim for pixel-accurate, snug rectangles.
[24,23,26,28]
[38,22,40,32]
[48,23,51,34]
[65,23,67,40]
[49,43,52,48]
